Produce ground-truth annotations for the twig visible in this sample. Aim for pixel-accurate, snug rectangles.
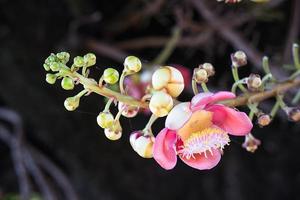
[23,149,57,200]
[0,108,79,200]
[29,146,79,200]
[219,79,300,107]
[106,0,165,34]
[189,0,264,69]
[0,108,31,200]
[283,0,300,63]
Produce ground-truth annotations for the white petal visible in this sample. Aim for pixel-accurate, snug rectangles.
[191,92,213,108]
[165,102,192,130]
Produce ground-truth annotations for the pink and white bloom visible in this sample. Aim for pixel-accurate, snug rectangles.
[153,91,253,170]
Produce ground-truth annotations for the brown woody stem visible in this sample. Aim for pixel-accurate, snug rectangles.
[64,68,300,109]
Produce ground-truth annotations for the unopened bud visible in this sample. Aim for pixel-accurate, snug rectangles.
[45,73,57,84]
[64,96,80,111]
[152,66,184,97]
[257,113,271,127]
[247,74,262,91]
[242,134,261,153]
[45,54,57,64]
[149,91,173,117]
[104,121,122,140]
[49,62,61,72]
[118,102,139,118]
[43,63,50,71]
[103,68,119,84]
[129,131,154,158]
[201,63,215,77]
[61,77,74,90]
[124,56,142,74]
[83,53,96,67]
[194,68,208,83]
[56,52,70,63]
[73,56,85,67]
[231,50,247,67]
[285,107,300,122]
[97,111,114,128]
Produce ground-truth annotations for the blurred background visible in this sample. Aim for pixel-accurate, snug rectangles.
[0,0,300,199]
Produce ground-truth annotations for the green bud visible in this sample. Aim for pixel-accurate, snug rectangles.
[73,56,85,67]
[97,112,114,128]
[45,73,57,84]
[83,53,96,67]
[104,121,122,141]
[64,96,80,111]
[61,77,74,90]
[45,54,57,64]
[49,62,60,72]
[124,56,142,73]
[56,52,70,63]
[103,68,119,84]
[43,63,50,71]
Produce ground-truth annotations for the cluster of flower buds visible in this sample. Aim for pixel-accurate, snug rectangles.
[150,66,184,117]
[193,63,215,84]
[42,43,300,167]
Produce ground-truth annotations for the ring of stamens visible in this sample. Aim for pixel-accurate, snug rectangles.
[178,127,230,159]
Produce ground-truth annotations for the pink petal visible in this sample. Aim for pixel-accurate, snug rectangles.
[191,91,236,111]
[165,102,192,130]
[206,104,253,136]
[153,128,178,170]
[179,149,221,170]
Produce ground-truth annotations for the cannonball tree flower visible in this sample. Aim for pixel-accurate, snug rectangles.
[153,91,253,170]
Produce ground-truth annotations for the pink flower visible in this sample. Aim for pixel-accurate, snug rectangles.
[153,91,253,170]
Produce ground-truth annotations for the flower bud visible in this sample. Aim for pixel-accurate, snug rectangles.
[43,63,50,71]
[118,102,139,118]
[124,56,142,74]
[200,63,215,77]
[103,68,119,84]
[257,113,271,127]
[45,73,57,84]
[61,77,74,90]
[149,91,173,117]
[97,111,114,128]
[49,62,60,72]
[129,131,143,148]
[83,53,96,67]
[45,54,57,64]
[64,96,80,111]
[194,68,208,84]
[285,107,300,122]
[247,74,262,91]
[56,52,70,63]
[152,66,184,97]
[73,56,85,67]
[104,121,122,141]
[129,131,154,158]
[242,134,261,153]
[231,50,247,67]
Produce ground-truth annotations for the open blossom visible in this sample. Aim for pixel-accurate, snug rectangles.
[153,91,253,170]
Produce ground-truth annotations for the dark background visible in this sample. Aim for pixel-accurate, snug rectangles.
[0,0,300,199]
